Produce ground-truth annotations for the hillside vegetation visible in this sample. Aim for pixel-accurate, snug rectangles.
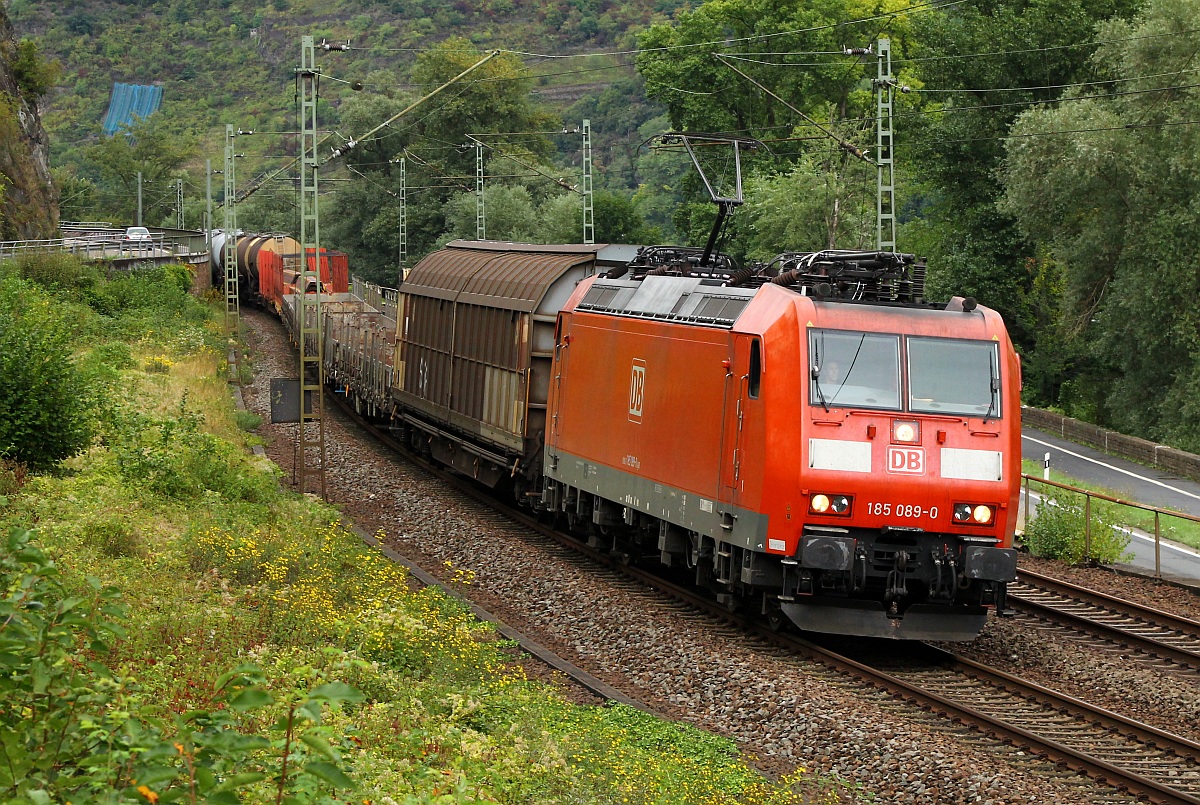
[10,0,672,187]
[0,254,844,804]
[18,0,1200,458]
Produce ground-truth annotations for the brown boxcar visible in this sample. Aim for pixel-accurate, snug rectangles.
[393,240,637,490]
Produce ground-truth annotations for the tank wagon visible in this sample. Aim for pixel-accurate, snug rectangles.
[296,240,1021,641]
[212,231,348,307]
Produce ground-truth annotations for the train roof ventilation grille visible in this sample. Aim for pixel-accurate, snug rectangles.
[693,295,750,325]
[578,282,752,328]
[579,285,620,310]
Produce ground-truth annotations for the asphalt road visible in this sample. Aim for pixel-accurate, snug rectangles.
[1021,427,1200,583]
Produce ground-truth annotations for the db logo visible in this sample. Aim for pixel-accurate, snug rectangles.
[887,446,925,475]
[628,359,646,423]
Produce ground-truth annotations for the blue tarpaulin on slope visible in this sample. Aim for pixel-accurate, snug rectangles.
[102,83,163,136]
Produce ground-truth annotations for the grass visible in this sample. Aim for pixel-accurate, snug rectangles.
[1019,458,1200,551]
[0,258,859,805]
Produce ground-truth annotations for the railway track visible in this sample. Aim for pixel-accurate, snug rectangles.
[865,645,1200,805]
[629,569,1200,805]
[1009,568,1200,673]
[326,364,1200,804]
[616,567,1200,805]
[495,518,1200,802]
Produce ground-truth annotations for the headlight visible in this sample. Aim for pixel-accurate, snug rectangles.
[893,420,920,443]
[810,493,852,516]
[954,502,995,525]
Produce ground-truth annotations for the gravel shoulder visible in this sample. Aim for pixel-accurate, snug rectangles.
[237,308,1197,805]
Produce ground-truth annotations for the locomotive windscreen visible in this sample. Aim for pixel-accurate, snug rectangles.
[908,337,1001,417]
[809,329,901,410]
[808,329,1002,417]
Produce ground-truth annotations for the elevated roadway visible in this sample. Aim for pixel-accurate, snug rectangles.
[1022,427,1200,584]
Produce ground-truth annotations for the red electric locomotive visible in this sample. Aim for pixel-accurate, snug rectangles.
[539,248,1021,640]
[382,240,1020,640]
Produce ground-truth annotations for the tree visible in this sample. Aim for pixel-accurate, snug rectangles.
[998,0,1200,446]
[443,184,538,242]
[0,275,94,471]
[237,188,298,236]
[538,190,660,245]
[50,167,99,223]
[11,38,61,99]
[324,39,558,278]
[635,0,905,137]
[904,0,1140,353]
[83,113,198,225]
[564,75,667,194]
[632,0,921,255]
[740,151,874,258]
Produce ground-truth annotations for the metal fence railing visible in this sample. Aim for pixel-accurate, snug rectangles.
[1,229,209,263]
[1021,473,1200,579]
[351,276,398,323]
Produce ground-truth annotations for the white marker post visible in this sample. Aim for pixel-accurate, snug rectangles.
[1043,452,1051,481]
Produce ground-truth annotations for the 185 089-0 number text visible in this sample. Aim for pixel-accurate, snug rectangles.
[867,502,938,519]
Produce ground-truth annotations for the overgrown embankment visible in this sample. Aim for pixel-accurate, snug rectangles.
[0,254,835,805]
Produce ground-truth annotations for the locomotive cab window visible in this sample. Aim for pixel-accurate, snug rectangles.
[748,339,761,399]
[908,337,1001,417]
[809,329,901,410]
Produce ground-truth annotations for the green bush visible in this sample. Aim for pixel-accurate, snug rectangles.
[108,398,278,504]
[87,341,136,371]
[0,277,96,471]
[0,527,363,805]
[233,409,262,431]
[0,526,133,799]
[84,266,194,317]
[8,252,99,294]
[12,39,61,99]
[81,511,143,559]
[1024,494,1132,564]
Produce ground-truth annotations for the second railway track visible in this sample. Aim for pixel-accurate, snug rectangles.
[342,385,1200,805]
[1009,567,1200,673]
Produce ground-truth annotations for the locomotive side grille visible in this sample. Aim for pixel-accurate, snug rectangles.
[693,296,750,325]
[579,285,620,310]
[576,278,754,329]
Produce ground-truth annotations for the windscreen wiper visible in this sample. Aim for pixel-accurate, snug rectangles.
[983,351,999,422]
[811,343,831,412]
[812,365,832,412]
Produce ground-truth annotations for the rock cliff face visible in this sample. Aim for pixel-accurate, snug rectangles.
[0,6,57,241]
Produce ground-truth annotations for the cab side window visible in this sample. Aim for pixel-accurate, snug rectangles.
[748,339,761,399]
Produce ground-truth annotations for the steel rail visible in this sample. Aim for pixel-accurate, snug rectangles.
[1017,568,1200,634]
[314,331,1200,804]
[613,559,1200,804]
[1011,568,1200,669]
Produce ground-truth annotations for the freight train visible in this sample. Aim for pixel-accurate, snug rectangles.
[261,237,1022,641]
[211,231,349,307]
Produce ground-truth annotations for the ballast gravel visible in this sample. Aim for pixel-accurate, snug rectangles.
[234,309,1200,805]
